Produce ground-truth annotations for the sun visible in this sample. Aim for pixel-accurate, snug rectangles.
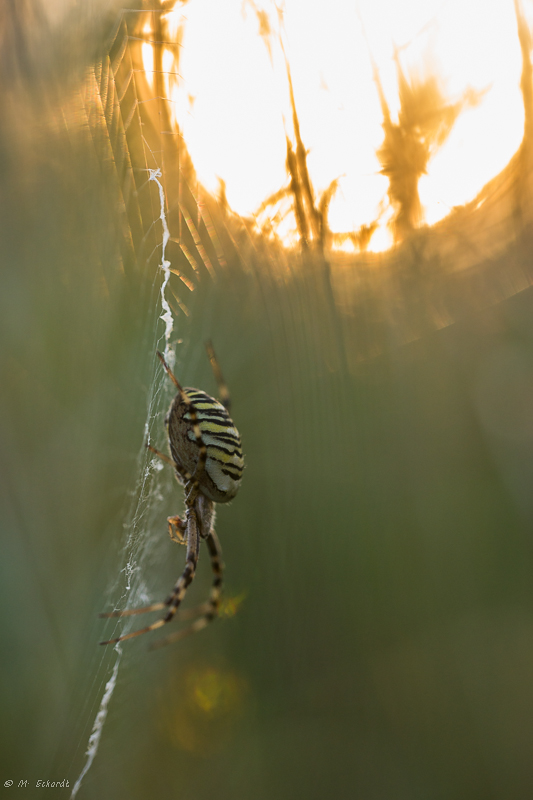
[150,0,527,252]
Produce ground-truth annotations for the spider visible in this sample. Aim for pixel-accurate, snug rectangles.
[100,343,244,649]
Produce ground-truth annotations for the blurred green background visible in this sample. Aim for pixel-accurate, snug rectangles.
[2,3,533,799]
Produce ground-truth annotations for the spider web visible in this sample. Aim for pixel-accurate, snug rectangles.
[62,8,232,796]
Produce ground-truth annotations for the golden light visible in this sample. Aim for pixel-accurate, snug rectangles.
[154,0,528,251]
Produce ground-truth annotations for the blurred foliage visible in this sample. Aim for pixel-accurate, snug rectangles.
[2,3,533,800]
[374,53,482,242]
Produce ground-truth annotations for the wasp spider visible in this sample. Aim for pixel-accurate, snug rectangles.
[100,343,244,649]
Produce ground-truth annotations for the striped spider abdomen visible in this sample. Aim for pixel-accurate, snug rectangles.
[165,388,243,503]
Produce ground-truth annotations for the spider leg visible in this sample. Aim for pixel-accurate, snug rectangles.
[99,507,200,645]
[149,529,224,650]
[205,340,231,412]
[99,602,207,620]
[156,350,185,393]
[146,444,175,467]
[99,588,215,620]
[99,602,166,618]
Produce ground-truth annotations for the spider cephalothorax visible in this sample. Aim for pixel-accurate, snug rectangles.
[100,344,243,649]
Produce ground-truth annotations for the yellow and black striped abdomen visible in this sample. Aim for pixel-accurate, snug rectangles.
[166,388,244,504]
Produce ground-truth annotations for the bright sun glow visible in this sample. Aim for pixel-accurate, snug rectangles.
[154,0,526,252]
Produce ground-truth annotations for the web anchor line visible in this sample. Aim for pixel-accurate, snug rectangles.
[70,649,122,799]
[148,167,175,363]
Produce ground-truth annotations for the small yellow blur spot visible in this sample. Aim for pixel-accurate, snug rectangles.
[190,667,241,715]
[218,591,246,619]
[159,664,249,755]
